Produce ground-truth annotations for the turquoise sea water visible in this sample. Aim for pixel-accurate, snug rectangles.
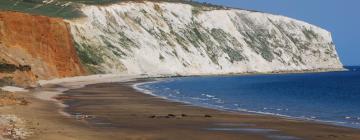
[138,66,360,128]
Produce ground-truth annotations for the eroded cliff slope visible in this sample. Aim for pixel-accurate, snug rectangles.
[0,11,86,86]
[0,1,344,86]
[69,2,343,76]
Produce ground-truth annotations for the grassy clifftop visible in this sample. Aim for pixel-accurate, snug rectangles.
[0,0,83,19]
[0,0,226,19]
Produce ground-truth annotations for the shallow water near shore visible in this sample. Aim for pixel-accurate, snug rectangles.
[138,66,360,128]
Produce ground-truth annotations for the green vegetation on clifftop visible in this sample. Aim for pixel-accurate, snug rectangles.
[0,0,227,19]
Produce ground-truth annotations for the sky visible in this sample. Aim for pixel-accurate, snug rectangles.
[197,0,359,66]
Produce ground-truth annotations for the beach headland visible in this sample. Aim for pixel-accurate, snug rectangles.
[1,75,360,140]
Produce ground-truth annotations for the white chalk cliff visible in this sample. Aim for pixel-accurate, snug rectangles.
[68,1,343,76]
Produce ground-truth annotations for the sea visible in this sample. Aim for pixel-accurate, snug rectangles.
[137,66,360,128]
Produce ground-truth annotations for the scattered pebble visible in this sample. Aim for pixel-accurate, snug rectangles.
[148,114,212,119]
[0,115,31,139]
[74,114,95,120]
[53,96,72,101]
[328,134,338,138]
[167,114,176,118]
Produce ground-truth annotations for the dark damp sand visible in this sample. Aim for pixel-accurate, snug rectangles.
[54,79,360,140]
[11,78,359,140]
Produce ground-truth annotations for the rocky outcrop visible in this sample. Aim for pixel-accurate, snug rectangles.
[69,2,343,76]
[0,11,86,86]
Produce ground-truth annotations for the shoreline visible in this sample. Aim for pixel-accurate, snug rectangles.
[32,68,347,116]
[132,77,358,129]
[139,67,347,79]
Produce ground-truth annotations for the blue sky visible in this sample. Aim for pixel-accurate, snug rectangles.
[197,0,359,66]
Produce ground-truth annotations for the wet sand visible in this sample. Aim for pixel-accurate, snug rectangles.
[50,78,360,140]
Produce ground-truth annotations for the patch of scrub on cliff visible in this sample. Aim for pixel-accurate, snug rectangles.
[233,14,275,62]
[74,42,105,74]
[0,63,32,74]
[302,28,319,41]
[209,28,247,63]
[0,62,33,87]
[74,38,128,74]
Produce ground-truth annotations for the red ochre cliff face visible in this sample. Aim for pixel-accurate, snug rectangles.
[0,11,86,86]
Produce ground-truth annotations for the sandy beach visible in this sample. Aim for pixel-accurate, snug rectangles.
[1,76,360,140]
